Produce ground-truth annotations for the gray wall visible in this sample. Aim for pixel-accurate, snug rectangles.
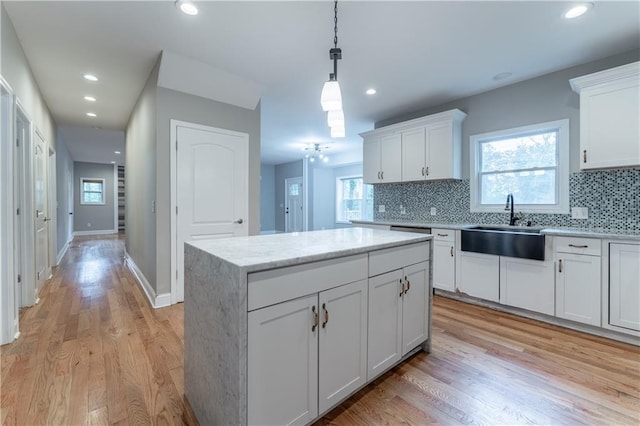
[125,58,159,289]
[155,87,261,296]
[55,133,73,255]
[73,162,115,233]
[312,167,334,230]
[260,164,275,232]
[274,160,303,232]
[377,50,640,177]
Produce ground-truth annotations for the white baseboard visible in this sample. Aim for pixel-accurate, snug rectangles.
[73,229,118,237]
[56,241,70,265]
[124,251,172,309]
[260,229,277,235]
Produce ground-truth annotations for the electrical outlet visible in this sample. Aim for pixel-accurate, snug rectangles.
[400,204,406,215]
[430,207,436,216]
[571,207,588,219]
[378,204,386,213]
[87,223,92,227]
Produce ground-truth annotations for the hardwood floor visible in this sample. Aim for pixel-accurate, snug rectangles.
[1,235,638,425]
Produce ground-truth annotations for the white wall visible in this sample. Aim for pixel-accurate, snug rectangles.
[260,164,276,232]
[73,162,116,233]
[311,163,364,231]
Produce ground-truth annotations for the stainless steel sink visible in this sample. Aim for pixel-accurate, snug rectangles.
[461,225,546,260]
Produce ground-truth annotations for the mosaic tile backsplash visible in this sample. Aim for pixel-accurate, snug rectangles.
[373,168,640,231]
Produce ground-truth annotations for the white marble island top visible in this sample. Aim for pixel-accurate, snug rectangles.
[187,227,431,273]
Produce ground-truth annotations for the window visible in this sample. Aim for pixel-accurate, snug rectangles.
[81,178,105,205]
[470,119,569,214]
[336,176,373,223]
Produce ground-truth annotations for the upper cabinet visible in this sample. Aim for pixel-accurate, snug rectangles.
[570,62,640,170]
[361,109,467,184]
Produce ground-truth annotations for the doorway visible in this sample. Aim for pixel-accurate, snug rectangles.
[15,104,33,307]
[285,176,303,233]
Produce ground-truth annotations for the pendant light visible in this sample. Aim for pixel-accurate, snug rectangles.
[321,0,346,138]
[327,109,344,128]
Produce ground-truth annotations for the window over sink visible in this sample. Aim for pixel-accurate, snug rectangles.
[470,119,569,214]
[336,176,373,223]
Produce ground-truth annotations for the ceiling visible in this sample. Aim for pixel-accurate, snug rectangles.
[4,1,639,166]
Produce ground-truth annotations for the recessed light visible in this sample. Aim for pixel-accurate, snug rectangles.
[493,72,512,81]
[84,96,96,102]
[86,112,97,117]
[114,151,121,154]
[176,0,198,15]
[84,74,98,82]
[564,3,592,19]
[110,161,116,164]
[366,88,377,95]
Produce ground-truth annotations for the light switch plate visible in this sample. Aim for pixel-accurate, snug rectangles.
[400,205,406,215]
[430,207,437,215]
[378,204,386,213]
[571,207,588,219]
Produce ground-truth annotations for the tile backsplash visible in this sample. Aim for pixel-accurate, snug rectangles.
[373,168,640,231]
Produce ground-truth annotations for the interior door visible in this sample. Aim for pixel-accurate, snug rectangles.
[176,124,248,303]
[285,177,303,233]
[34,131,48,295]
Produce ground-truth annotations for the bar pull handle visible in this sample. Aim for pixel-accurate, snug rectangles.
[437,233,449,237]
[568,244,588,248]
[421,167,425,176]
[404,277,410,295]
[450,246,454,257]
[381,171,384,180]
[399,279,405,297]
[321,303,329,328]
[583,150,587,163]
[311,306,319,332]
[558,259,563,273]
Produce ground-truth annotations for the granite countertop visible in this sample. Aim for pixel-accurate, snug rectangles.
[351,220,640,241]
[187,227,431,272]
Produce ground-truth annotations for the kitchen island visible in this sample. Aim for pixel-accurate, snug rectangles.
[184,227,432,425]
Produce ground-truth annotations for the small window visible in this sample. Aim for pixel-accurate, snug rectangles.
[81,178,105,205]
[336,176,374,223]
[470,119,569,214]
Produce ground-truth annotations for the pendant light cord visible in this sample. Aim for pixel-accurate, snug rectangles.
[334,0,338,49]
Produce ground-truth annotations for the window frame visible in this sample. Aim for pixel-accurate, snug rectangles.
[335,175,373,224]
[80,177,106,206]
[470,119,570,214]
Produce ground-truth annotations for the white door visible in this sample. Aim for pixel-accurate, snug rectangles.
[48,150,56,269]
[556,253,601,326]
[609,243,640,331]
[401,261,428,355]
[401,127,426,182]
[248,294,318,425]
[67,169,74,244]
[427,122,454,180]
[34,131,48,296]
[362,138,381,184]
[176,124,248,303]
[285,177,303,233]
[318,280,368,414]
[379,134,402,183]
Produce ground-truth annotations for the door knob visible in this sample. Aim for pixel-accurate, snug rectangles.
[234,218,244,224]
[43,217,50,222]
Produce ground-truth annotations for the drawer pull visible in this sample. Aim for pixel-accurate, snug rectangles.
[558,259,563,273]
[311,306,319,332]
[321,303,329,328]
[437,233,449,237]
[399,279,405,297]
[450,246,454,257]
[568,244,588,248]
[404,277,411,295]
[421,167,425,176]
[583,150,587,163]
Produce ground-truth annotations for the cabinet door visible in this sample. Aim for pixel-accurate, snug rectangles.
[401,261,429,355]
[248,295,318,425]
[433,239,455,291]
[555,253,601,326]
[500,257,554,315]
[457,251,499,302]
[367,270,403,380]
[401,128,426,182]
[609,243,640,331]
[581,81,640,169]
[363,138,381,184]
[318,280,368,414]
[380,134,402,183]
[427,122,456,180]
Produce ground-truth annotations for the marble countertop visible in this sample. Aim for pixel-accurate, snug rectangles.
[187,227,431,273]
[351,220,640,240]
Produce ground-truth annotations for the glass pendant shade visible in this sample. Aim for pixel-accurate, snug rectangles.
[330,125,345,138]
[327,109,344,128]
[321,80,342,111]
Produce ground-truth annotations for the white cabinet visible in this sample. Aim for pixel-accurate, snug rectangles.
[367,243,429,380]
[362,134,402,184]
[608,243,640,332]
[555,237,601,326]
[500,256,554,316]
[570,61,640,170]
[456,251,499,302]
[248,280,368,424]
[361,109,466,184]
[432,229,456,292]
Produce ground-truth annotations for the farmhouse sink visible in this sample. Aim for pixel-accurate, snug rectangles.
[461,225,546,260]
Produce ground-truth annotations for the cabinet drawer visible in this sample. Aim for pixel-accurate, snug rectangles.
[432,228,455,242]
[248,254,367,311]
[369,243,429,277]
[555,237,601,256]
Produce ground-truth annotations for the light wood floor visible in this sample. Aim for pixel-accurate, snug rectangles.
[1,235,639,425]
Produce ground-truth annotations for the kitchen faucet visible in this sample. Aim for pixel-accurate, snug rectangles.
[505,193,519,226]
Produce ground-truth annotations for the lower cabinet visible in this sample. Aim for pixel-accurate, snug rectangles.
[500,255,554,316]
[608,243,640,332]
[247,280,368,425]
[456,251,499,302]
[367,261,428,380]
[433,229,456,291]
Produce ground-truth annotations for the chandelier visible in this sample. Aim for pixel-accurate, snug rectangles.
[320,0,345,138]
[304,144,330,163]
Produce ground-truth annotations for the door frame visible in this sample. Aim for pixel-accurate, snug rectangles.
[170,119,250,304]
[284,176,303,233]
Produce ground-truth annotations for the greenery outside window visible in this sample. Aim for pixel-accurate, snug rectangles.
[81,177,105,205]
[336,176,373,223]
[470,119,569,214]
